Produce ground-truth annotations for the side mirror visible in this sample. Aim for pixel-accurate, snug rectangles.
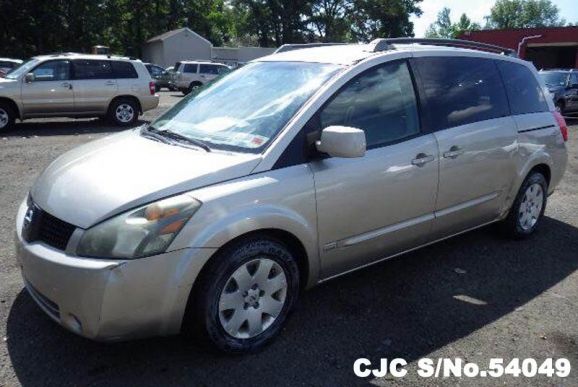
[24,73,34,83]
[316,126,366,158]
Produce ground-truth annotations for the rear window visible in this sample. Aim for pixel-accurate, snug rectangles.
[112,61,138,78]
[183,64,197,73]
[498,62,549,115]
[414,57,509,131]
[73,60,113,80]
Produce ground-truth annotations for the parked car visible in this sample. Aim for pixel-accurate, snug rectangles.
[144,62,176,91]
[539,69,578,116]
[174,60,231,94]
[0,58,23,77]
[0,53,159,131]
[15,39,568,354]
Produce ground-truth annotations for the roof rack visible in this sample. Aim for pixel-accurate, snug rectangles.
[369,38,517,56]
[275,43,347,54]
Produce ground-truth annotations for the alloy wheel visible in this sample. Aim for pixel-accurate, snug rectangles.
[115,103,135,123]
[0,108,8,129]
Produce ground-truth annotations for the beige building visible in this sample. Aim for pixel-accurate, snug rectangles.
[143,28,213,68]
[143,28,275,68]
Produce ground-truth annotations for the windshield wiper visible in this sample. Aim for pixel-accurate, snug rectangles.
[159,129,212,152]
[141,126,211,152]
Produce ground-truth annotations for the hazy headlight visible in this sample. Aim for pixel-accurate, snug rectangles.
[77,194,201,259]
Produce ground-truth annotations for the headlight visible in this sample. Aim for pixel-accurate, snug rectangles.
[77,194,201,259]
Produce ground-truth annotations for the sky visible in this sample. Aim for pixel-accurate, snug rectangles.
[410,0,578,37]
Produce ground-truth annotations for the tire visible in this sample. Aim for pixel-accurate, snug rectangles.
[0,102,16,132]
[154,84,160,93]
[188,82,202,94]
[185,235,300,354]
[498,171,548,239]
[107,98,138,127]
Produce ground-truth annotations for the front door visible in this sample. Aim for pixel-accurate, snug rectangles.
[20,60,74,116]
[311,60,439,279]
[71,59,118,114]
[413,56,519,238]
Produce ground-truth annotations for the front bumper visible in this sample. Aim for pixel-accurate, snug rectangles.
[15,201,216,341]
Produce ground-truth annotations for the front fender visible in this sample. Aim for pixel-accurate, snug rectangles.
[169,166,320,288]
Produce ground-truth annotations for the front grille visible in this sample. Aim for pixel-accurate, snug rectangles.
[22,198,76,251]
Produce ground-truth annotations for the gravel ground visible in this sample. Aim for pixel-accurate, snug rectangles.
[1,92,578,386]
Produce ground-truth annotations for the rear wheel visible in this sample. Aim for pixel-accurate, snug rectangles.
[498,172,548,239]
[185,236,300,353]
[0,102,15,132]
[188,82,202,94]
[107,98,138,126]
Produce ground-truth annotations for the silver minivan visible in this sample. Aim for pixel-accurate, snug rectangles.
[15,39,568,353]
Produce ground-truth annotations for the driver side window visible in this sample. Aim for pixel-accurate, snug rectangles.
[32,60,70,82]
[319,61,420,149]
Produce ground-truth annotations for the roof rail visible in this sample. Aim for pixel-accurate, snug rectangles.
[275,43,347,54]
[369,38,517,57]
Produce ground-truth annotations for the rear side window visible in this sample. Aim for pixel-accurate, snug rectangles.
[497,61,548,115]
[112,61,138,78]
[0,61,17,69]
[319,61,420,148]
[199,64,220,75]
[73,60,113,80]
[414,57,509,131]
[183,64,197,73]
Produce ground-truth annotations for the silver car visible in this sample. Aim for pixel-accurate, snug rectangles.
[174,60,231,94]
[14,39,568,353]
[0,53,159,131]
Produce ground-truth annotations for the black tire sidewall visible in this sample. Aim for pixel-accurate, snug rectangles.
[192,237,300,354]
[0,103,15,132]
[506,172,548,238]
[108,99,138,126]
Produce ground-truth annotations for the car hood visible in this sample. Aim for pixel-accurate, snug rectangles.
[0,77,18,88]
[31,129,262,228]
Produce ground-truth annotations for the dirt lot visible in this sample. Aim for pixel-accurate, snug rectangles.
[1,92,578,386]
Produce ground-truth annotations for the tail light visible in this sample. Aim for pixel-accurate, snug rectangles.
[553,111,569,142]
[149,81,156,95]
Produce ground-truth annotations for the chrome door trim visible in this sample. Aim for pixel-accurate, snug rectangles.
[435,192,499,218]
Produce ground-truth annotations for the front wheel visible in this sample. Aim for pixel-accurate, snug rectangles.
[185,236,300,353]
[107,98,139,126]
[498,171,548,239]
[0,102,16,132]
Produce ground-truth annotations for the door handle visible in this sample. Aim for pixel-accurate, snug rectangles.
[443,146,464,159]
[411,153,435,167]
[105,81,116,86]
[61,82,72,90]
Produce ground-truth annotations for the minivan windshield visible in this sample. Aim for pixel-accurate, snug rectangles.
[147,61,341,152]
[539,71,567,87]
[5,59,38,79]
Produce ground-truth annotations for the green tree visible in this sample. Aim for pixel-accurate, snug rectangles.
[350,0,423,40]
[486,0,565,29]
[425,7,480,39]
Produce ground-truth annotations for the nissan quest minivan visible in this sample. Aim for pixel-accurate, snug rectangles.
[15,39,568,353]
